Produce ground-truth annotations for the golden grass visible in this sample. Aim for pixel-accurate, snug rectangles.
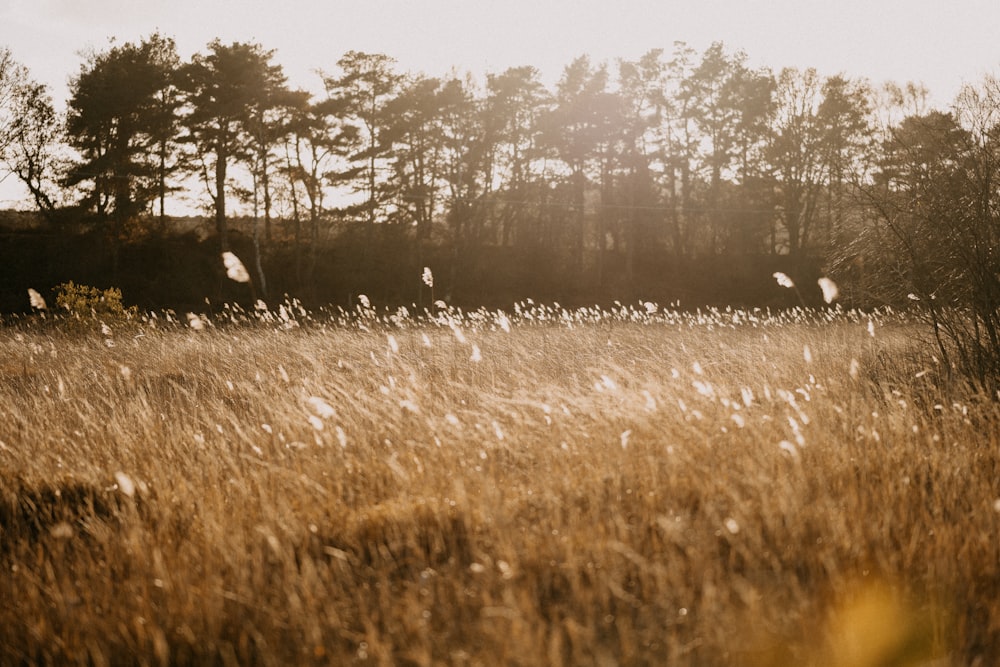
[1,306,998,666]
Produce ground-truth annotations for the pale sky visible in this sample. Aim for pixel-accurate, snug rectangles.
[2,0,999,206]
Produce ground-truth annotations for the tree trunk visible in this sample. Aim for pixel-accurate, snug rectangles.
[158,140,168,234]
[215,146,229,251]
[284,145,303,290]
[573,167,585,278]
[262,151,272,244]
[251,172,267,301]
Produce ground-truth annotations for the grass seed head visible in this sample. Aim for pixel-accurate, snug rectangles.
[306,397,337,420]
[222,251,251,283]
[818,277,839,303]
[27,288,47,310]
[773,271,795,289]
[115,471,136,497]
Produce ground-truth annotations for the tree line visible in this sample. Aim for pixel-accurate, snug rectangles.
[1,36,999,327]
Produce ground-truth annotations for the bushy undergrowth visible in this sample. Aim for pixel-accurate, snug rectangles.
[0,302,997,666]
[53,281,138,323]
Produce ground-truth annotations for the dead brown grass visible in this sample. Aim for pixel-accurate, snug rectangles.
[0,311,998,666]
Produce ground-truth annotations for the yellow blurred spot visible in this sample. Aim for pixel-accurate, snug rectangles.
[823,581,938,667]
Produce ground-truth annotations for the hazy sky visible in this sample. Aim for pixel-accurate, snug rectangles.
[1,0,999,206]
[4,0,1000,100]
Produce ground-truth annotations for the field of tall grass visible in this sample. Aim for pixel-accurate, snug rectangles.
[1,300,999,666]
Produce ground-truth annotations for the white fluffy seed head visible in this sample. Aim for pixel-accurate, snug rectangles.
[115,471,136,497]
[306,396,337,420]
[222,251,251,283]
[773,272,795,289]
[779,440,800,461]
[817,277,839,304]
[27,288,47,310]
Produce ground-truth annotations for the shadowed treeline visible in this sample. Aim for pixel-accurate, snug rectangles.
[0,217,823,313]
[0,37,939,314]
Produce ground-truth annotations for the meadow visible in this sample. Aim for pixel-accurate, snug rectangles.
[1,300,999,666]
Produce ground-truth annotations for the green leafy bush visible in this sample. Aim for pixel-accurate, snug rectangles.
[54,281,137,323]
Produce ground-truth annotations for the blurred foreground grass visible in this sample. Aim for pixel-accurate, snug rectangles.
[0,305,997,665]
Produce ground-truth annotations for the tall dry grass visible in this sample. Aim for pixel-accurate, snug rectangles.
[1,304,998,665]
